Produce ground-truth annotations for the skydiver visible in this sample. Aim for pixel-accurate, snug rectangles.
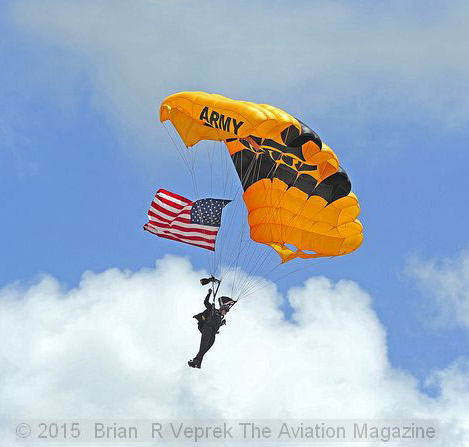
[188,284,230,369]
[192,287,216,333]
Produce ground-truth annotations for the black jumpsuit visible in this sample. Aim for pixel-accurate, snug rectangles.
[192,291,224,366]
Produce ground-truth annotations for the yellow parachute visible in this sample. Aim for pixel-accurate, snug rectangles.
[160,91,363,263]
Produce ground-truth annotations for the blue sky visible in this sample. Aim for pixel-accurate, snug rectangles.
[1,0,469,413]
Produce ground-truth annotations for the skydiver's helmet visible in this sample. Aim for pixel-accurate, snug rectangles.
[219,305,230,313]
[218,296,236,312]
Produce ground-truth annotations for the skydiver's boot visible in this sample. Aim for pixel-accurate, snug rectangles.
[188,359,200,369]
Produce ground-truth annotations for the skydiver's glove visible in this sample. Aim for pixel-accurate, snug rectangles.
[210,276,220,284]
[221,320,226,326]
[208,288,212,295]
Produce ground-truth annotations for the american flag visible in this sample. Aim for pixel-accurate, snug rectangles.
[143,189,231,251]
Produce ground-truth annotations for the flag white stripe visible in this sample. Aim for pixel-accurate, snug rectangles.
[158,191,192,206]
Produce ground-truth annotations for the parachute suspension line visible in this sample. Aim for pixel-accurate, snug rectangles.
[163,125,220,277]
[205,127,242,279]
[204,138,240,278]
[217,177,248,288]
[218,198,245,285]
[227,192,284,299]
[215,148,239,277]
[228,162,257,296]
[241,259,325,300]
[190,133,242,280]
[210,141,222,275]
[209,151,249,291]
[203,139,223,277]
[207,140,216,275]
[188,145,200,200]
[213,140,257,280]
[233,144,315,300]
[163,123,204,243]
[221,139,231,197]
[228,152,284,299]
[227,157,272,298]
[236,261,282,301]
[208,140,233,277]
[162,123,191,175]
[217,151,266,297]
[239,256,335,301]
[237,242,304,299]
[231,151,294,298]
[239,165,288,294]
[236,247,277,299]
[163,123,200,200]
[211,139,240,278]
[229,202,250,299]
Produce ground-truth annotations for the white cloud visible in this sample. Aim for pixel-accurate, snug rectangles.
[407,248,469,333]
[0,255,468,445]
[7,0,469,160]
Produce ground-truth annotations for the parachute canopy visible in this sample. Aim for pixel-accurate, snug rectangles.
[160,91,363,263]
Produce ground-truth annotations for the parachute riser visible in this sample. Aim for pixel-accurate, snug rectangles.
[212,280,221,306]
